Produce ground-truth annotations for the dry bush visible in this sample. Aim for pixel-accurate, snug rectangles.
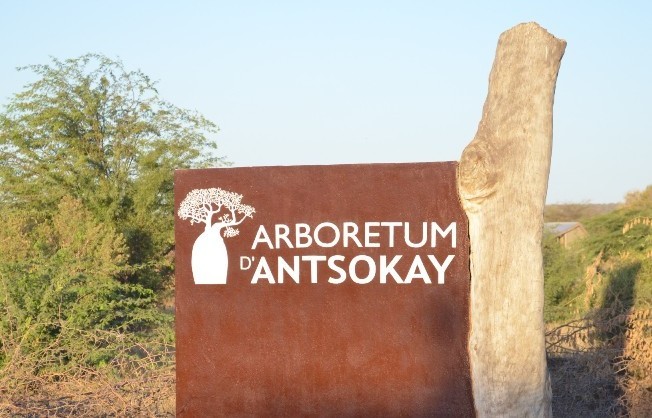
[618,309,652,417]
[0,327,175,417]
[547,309,652,417]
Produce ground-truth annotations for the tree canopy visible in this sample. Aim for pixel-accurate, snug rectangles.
[0,54,224,374]
[0,53,225,290]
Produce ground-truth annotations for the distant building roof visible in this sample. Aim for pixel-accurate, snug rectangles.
[544,222,588,248]
[544,222,584,237]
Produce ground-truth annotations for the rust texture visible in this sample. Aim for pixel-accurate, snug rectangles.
[175,162,473,417]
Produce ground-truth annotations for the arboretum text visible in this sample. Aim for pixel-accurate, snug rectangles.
[241,221,457,284]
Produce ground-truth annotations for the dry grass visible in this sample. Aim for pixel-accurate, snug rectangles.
[547,308,652,417]
[0,370,174,417]
[2,310,650,416]
[0,328,175,417]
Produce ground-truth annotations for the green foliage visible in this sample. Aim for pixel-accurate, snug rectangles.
[601,260,640,313]
[0,54,225,291]
[543,233,584,322]
[0,54,222,377]
[544,186,652,323]
[582,208,652,259]
[545,192,652,417]
[0,197,167,370]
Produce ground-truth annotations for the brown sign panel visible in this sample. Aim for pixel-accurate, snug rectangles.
[175,163,473,417]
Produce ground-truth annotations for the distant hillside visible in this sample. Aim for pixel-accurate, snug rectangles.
[544,203,619,222]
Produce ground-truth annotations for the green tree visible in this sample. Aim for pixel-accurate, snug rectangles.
[0,197,162,370]
[0,54,222,376]
[0,54,225,291]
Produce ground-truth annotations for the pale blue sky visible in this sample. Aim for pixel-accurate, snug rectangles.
[1,1,650,203]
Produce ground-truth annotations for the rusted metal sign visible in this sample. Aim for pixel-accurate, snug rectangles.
[175,163,473,416]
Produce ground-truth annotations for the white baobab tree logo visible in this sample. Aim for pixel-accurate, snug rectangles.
[178,188,256,284]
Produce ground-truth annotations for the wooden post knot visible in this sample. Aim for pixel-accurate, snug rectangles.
[458,137,500,212]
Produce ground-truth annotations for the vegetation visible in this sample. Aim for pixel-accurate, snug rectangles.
[0,52,648,416]
[544,185,652,417]
[544,202,619,222]
[542,233,584,322]
[544,186,652,321]
[0,54,224,415]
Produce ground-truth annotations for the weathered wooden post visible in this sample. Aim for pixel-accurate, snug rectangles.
[174,22,565,417]
[459,22,566,416]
